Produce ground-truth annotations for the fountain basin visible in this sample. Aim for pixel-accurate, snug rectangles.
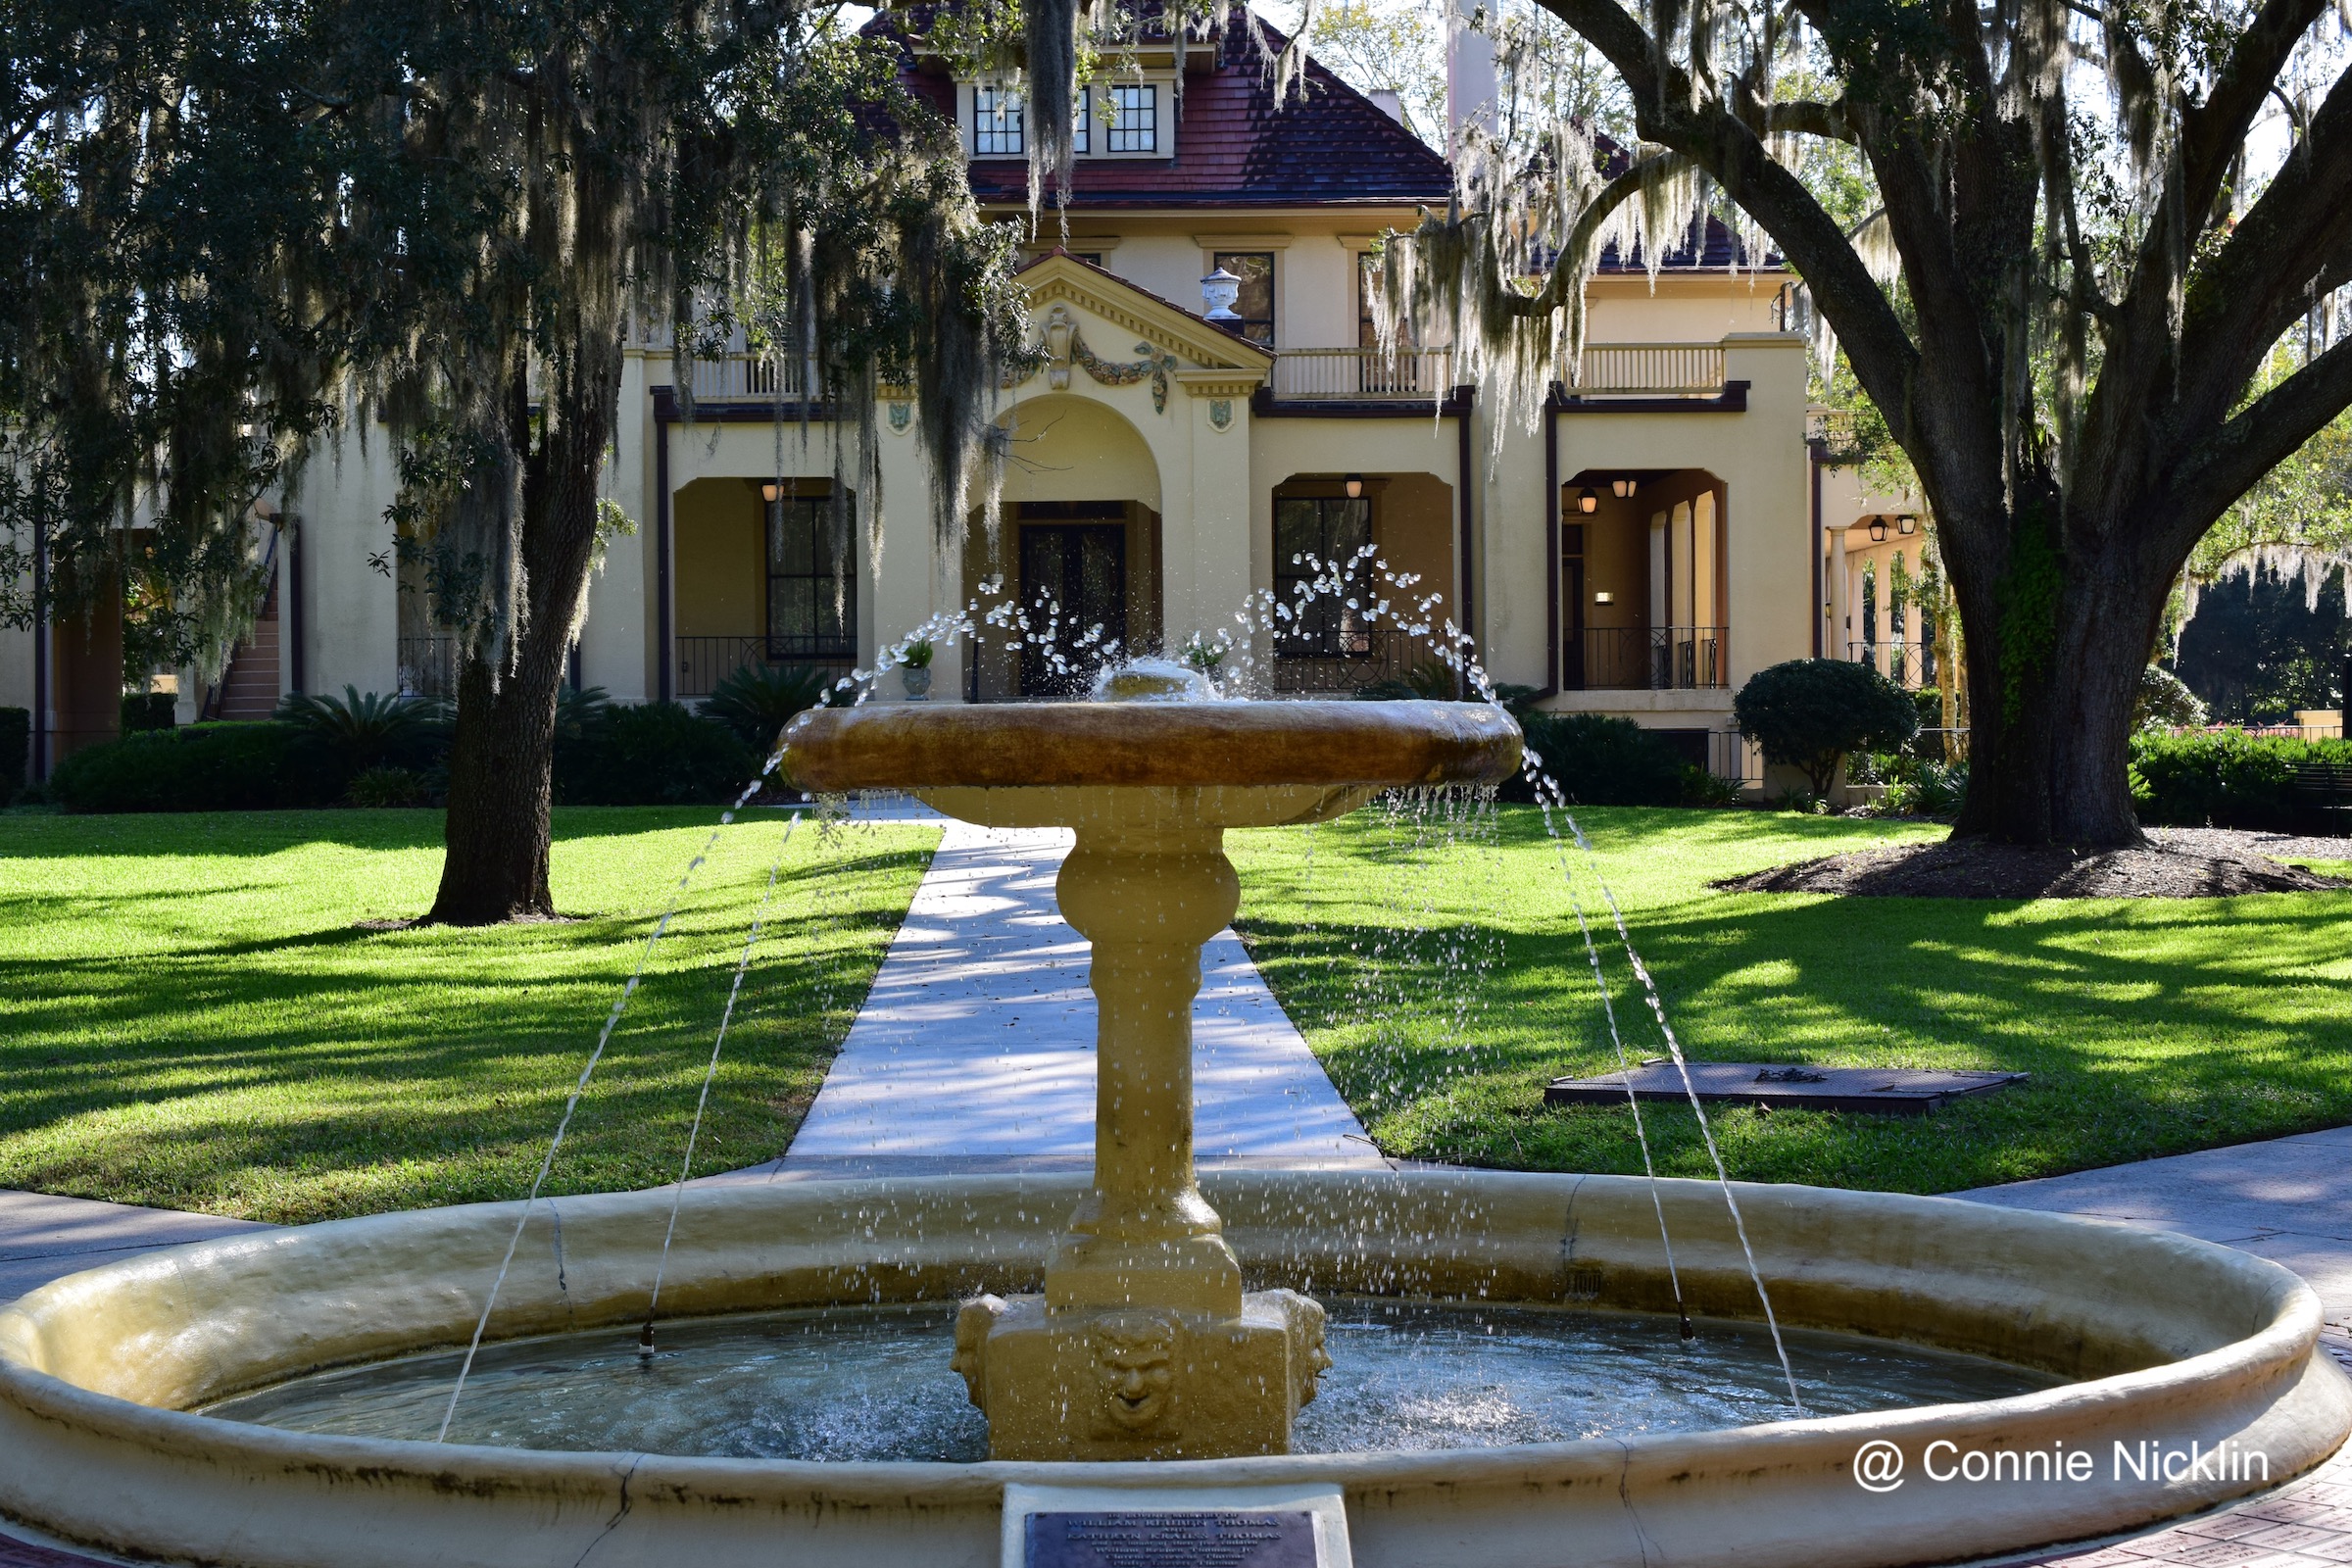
[779,698,1524,794]
[2,1169,2344,1568]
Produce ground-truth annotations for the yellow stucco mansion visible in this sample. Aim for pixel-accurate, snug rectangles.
[1,18,1916,787]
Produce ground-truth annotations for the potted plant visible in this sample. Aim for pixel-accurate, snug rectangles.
[900,638,934,700]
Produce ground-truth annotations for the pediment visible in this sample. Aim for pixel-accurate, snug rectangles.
[1015,252,1273,374]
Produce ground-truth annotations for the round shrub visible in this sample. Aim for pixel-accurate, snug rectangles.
[2134,665,2209,731]
[1734,659,1920,796]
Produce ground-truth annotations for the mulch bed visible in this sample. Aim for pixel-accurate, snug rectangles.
[1719,838,2352,900]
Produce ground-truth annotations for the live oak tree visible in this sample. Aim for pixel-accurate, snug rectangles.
[349,0,1020,924]
[5,0,1022,923]
[1368,0,2352,845]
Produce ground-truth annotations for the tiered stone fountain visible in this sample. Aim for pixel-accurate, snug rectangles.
[784,689,1522,1459]
[0,688,2344,1568]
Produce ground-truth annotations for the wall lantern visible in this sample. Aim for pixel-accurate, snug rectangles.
[760,482,780,504]
[1577,487,1599,514]
[1593,590,1615,605]
[1897,514,1919,535]
[1344,473,1364,500]
[1200,268,1244,322]
[1610,477,1637,498]
[1867,515,1889,542]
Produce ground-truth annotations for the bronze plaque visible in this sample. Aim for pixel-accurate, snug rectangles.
[1024,1510,1317,1568]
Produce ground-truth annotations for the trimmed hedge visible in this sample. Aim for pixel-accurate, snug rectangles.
[47,722,344,812]
[2131,729,2352,831]
[0,707,26,802]
[555,702,757,806]
[1513,712,1699,807]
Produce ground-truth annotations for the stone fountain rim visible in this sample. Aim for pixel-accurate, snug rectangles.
[778,698,1523,794]
[0,1178,2336,1491]
[1,1171,2345,1568]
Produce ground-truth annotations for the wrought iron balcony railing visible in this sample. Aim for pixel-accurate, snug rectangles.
[1565,626,1728,691]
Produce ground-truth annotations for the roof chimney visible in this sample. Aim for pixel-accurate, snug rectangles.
[1446,0,1495,152]
[1368,89,1406,124]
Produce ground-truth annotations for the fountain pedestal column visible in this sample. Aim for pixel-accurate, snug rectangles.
[942,794,1330,1460]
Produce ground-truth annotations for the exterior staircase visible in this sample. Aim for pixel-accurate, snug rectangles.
[205,571,281,721]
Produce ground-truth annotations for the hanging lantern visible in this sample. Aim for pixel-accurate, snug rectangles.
[1577,487,1599,514]
[1344,474,1364,500]
[1610,477,1637,498]
[1868,516,1889,542]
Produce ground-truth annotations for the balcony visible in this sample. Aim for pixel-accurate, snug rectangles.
[1267,342,1729,402]
[1268,349,1456,401]
[1565,626,1728,691]
[649,354,813,404]
[397,636,458,699]
[1565,343,1727,396]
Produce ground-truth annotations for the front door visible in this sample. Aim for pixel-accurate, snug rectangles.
[1018,522,1128,697]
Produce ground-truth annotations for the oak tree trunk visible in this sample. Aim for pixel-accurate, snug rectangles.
[1944,514,2171,848]
[420,312,621,925]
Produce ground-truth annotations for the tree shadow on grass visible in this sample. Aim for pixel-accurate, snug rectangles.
[1234,806,2352,1194]
[0,827,935,1222]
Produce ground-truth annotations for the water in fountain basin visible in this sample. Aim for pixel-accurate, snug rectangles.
[206,1298,2054,1460]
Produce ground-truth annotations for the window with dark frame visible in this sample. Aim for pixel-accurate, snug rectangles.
[765,492,857,661]
[1212,251,1275,346]
[973,86,1023,156]
[1273,495,1373,657]
[1105,82,1158,151]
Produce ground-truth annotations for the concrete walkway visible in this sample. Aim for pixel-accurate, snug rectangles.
[768,820,1384,1176]
[0,1189,267,1303]
[1965,1127,2352,1328]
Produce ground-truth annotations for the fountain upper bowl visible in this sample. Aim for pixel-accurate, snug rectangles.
[779,698,1522,795]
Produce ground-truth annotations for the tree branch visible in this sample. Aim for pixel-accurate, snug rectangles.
[1533,0,1920,424]
[1766,99,1855,142]
[2175,58,2352,426]
[2166,331,2352,546]
[1515,160,1653,316]
[2177,0,2329,228]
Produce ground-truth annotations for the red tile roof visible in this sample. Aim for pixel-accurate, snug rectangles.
[874,12,1454,210]
[867,8,1775,270]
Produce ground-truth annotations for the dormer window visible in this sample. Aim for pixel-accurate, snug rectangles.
[973,86,1024,156]
[960,78,1172,160]
[1104,83,1158,152]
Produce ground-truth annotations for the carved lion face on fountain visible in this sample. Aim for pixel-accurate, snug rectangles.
[1092,1310,1180,1433]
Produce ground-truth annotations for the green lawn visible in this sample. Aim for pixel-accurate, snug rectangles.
[0,808,936,1222]
[5,803,2346,1221]
[1229,806,2352,1193]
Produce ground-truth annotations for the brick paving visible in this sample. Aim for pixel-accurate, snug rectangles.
[2009,1335,2352,1568]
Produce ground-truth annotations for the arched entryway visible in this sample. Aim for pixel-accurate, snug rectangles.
[962,395,1164,699]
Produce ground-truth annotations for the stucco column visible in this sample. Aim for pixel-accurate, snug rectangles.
[1170,372,1260,653]
[581,352,652,702]
[1719,333,1812,687]
[869,387,939,698]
